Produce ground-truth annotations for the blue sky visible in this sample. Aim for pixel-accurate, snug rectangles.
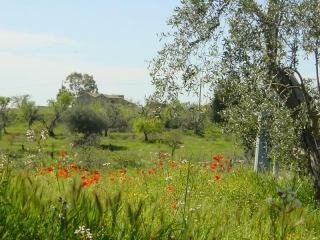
[0,1,317,106]
[0,0,182,105]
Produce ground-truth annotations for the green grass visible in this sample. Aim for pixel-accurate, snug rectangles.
[0,155,319,239]
[1,114,319,239]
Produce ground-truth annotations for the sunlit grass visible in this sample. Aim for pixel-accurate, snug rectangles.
[0,152,319,239]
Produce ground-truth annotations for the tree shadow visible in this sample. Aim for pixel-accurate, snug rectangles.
[100,143,127,151]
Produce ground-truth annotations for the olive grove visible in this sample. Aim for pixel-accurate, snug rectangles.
[149,0,320,200]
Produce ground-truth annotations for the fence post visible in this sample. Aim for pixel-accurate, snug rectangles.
[254,111,270,172]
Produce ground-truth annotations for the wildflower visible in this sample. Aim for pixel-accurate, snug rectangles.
[46,167,54,172]
[60,152,67,158]
[166,176,172,182]
[215,175,221,180]
[168,186,175,191]
[93,170,99,175]
[171,161,177,169]
[213,155,223,161]
[159,153,166,158]
[119,169,125,174]
[159,161,164,167]
[74,225,93,239]
[58,213,65,219]
[40,129,49,140]
[171,203,177,209]
[224,159,229,164]
[70,164,77,169]
[83,180,92,187]
[92,175,100,181]
[227,167,231,171]
[110,177,115,181]
[50,205,56,211]
[58,170,68,178]
[26,128,36,142]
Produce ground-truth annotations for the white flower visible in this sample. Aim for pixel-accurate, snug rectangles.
[58,213,65,219]
[166,176,172,181]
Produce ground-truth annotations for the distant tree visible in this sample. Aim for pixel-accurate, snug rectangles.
[46,92,74,136]
[0,96,15,133]
[12,95,38,127]
[138,96,164,119]
[162,129,183,159]
[60,72,99,97]
[181,102,207,134]
[102,103,123,137]
[61,105,105,144]
[133,118,163,141]
[211,88,227,123]
[163,100,185,129]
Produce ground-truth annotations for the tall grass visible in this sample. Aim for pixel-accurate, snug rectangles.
[0,152,319,239]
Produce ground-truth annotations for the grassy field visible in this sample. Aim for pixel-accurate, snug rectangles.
[0,118,319,239]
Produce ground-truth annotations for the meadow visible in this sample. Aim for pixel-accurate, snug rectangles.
[0,120,320,239]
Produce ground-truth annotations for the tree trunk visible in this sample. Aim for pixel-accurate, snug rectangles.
[262,1,320,200]
[144,133,148,141]
[48,113,60,137]
[302,127,320,201]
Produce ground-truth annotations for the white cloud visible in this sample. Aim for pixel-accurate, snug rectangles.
[0,29,79,48]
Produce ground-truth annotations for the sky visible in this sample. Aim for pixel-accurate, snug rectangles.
[0,1,317,106]
[0,0,182,106]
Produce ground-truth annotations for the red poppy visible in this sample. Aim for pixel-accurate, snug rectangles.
[227,167,231,171]
[83,180,91,187]
[119,169,125,174]
[213,155,224,161]
[39,171,46,175]
[60,152,67,158]
[168,186,175,191]
[93,170,99,175]
[211,163,218,170]
[81,176,87,180]
[171,203,177,209]
[159,153,166,158]
[92,175,100,181]
[159,162,164,167]
[215,175,221,180]
[70,164,77,169]
[58,164,63,169]
[46,167,54,172]
[224,159,229,164]
[58,170,68,178]
[110,177,115,181]
[171,161,177,169]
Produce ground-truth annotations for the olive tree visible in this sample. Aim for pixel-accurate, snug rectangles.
[46,92,74,136]
[162,129,183,159]
[0,96,15,134]
[61,105,105,145]
[149,0,320,200]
